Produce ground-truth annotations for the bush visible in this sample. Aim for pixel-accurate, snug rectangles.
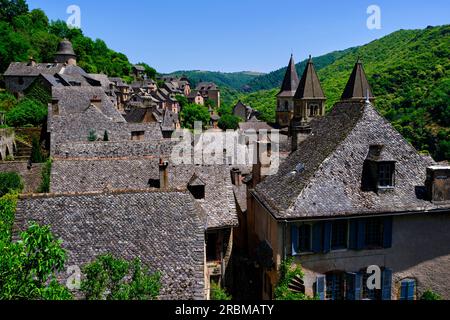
[30,136,44,163]
[180,103,211,129]
[218,114,241,130]
[0,192,18,243]
[0,172,23,197]
[274,258,314,300]
[6,98,47,127]
[0,92,17,112]
[210,282,232,300]
[88,129,97,142]
[421,290,442,300]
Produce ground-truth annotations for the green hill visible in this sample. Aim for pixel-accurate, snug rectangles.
[232,25,450,161]
[163,70,265,91]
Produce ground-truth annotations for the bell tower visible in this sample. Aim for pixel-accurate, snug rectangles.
[54,39,77,65]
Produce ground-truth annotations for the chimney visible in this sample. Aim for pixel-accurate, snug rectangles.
[90,96,102,109]
[28,56,36,67]
[425,166,450,203]
[231,168,242,186]
[51,99,60,116]
[252,141,271,187]
[159,159,169,189]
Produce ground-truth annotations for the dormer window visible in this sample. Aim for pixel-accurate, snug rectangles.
[362,145,396,192]
[188,173,206,200]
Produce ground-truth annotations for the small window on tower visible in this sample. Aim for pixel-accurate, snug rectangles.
[378,162,395,188]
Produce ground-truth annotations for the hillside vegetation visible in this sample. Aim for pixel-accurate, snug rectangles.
[233,25,450,161]
[164,70,264,91]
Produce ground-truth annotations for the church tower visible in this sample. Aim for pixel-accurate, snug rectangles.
[341,58,374,103]
[54,39,77,66]
[276,54,299,128]
[291,56,326,151]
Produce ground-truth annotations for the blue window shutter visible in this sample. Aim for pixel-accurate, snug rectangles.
[407,280,415,300]
[312,223,323,253]
[356,219,366,250]
[291,225,299,255]
[349,220,358,249]
[383,217,393,248]
[400,281,408,300]
[354,273,362,300]
[316,275,326,300]
[323,222,332,253]
[381,269,393,300]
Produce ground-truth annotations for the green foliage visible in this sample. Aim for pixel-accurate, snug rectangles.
[180,103,211,129]
[0,222,72,300]
[218,114,241,130]
[274,258,314,300]
[88,129,97,142]
[30,136,44,163]
[0,192,18,243]
[38,158,51,193]
[5,98,47,127]
[0,92,17,112]
[103,130,109,142]
[81,254,161,300]
[0,172,23,197]
[135,62,157,80]
[210,282,232,300]
[24,79,52,105]
[421,290,442,300]
[175,94,189,108]
[0,0,28,22]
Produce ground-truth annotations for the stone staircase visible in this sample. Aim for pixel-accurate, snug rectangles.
[14,140,32,161]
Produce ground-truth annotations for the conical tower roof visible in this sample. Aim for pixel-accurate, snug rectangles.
[341,58,374,101]
[277,55,299,97]
[56,39,76,56]
[294,56,326,100]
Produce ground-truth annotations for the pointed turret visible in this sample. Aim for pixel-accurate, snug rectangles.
[294,55,326,100]
[277,54,299,97]
[341,58,374,102]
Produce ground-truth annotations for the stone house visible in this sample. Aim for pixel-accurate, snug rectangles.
[188,90,205,106]
[14,190,207,300]
[246,65,450,300]
[196,82,221,109]
[232,101,259,122]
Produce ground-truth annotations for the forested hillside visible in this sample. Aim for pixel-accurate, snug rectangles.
[0,0,156,83]
[232,25,449,161]
[164,70,265,91]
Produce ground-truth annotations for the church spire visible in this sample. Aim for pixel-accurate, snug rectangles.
[341,58,374,102]
[277,54,299,97]
[294,55,326,100]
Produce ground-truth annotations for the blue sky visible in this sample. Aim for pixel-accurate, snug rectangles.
[28,0,449,73]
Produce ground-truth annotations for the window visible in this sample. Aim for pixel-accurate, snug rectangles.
[378,162,395,188]
[188,185,205,199]
[399,279,416,300]
[131,131,145,141]
[365,218,384,248]
[331,221,348,250]
[284,101,289,110]
[326,273,345,300]
[298,224,312,252]
[309,104,319,117]
[18,77,24,85]
[362,272,382,300]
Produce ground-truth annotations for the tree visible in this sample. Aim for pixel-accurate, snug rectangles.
[81,254,161,300]
[180,103,211,129]
[30,136,44,163]
[103,130,109,142]
[0,0,28,22]
[274,258,314,300]
[218,114,241,130]
[0,223,73,300]
[0,172,23,197]
[5,98,47,127]
[175,95,189,108]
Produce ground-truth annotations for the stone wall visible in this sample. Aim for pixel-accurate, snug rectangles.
[0,128,16,160]
[0,161,43,193]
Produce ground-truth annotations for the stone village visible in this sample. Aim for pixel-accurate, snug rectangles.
[1,40,449,300]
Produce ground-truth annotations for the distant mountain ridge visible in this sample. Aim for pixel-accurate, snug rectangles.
[163,70,265,90]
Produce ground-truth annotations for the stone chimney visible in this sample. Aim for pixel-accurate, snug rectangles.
[231,168,242,186]
[90,96,102,109]
[28,56,36,67]
[252,141,271,187]
[425,166,450,203]
[159,159,169,189]
[51,99,60,116]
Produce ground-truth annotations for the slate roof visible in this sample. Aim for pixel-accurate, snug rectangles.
[278,54,299,98]
[3,62,64,77]
[50,159,238,230]
[124,108,152,123]
[294,56,326,100]
[253,101,449,220]
[239,121,273,132]
[341,59,374,101]
[196,82,218,91]
[14,190,206,300]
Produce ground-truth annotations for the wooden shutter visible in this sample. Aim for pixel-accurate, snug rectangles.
[349,220,358,249]
[381,269,392,300]
[323,222,332,253]
[407,279,416,300]
[346,272,362,300]
[400,281,408,300]
[356,219,366,250]
[312,222,323,253]
[291,225,299,255]
[383,217,393,248]
[316,275,326,300]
